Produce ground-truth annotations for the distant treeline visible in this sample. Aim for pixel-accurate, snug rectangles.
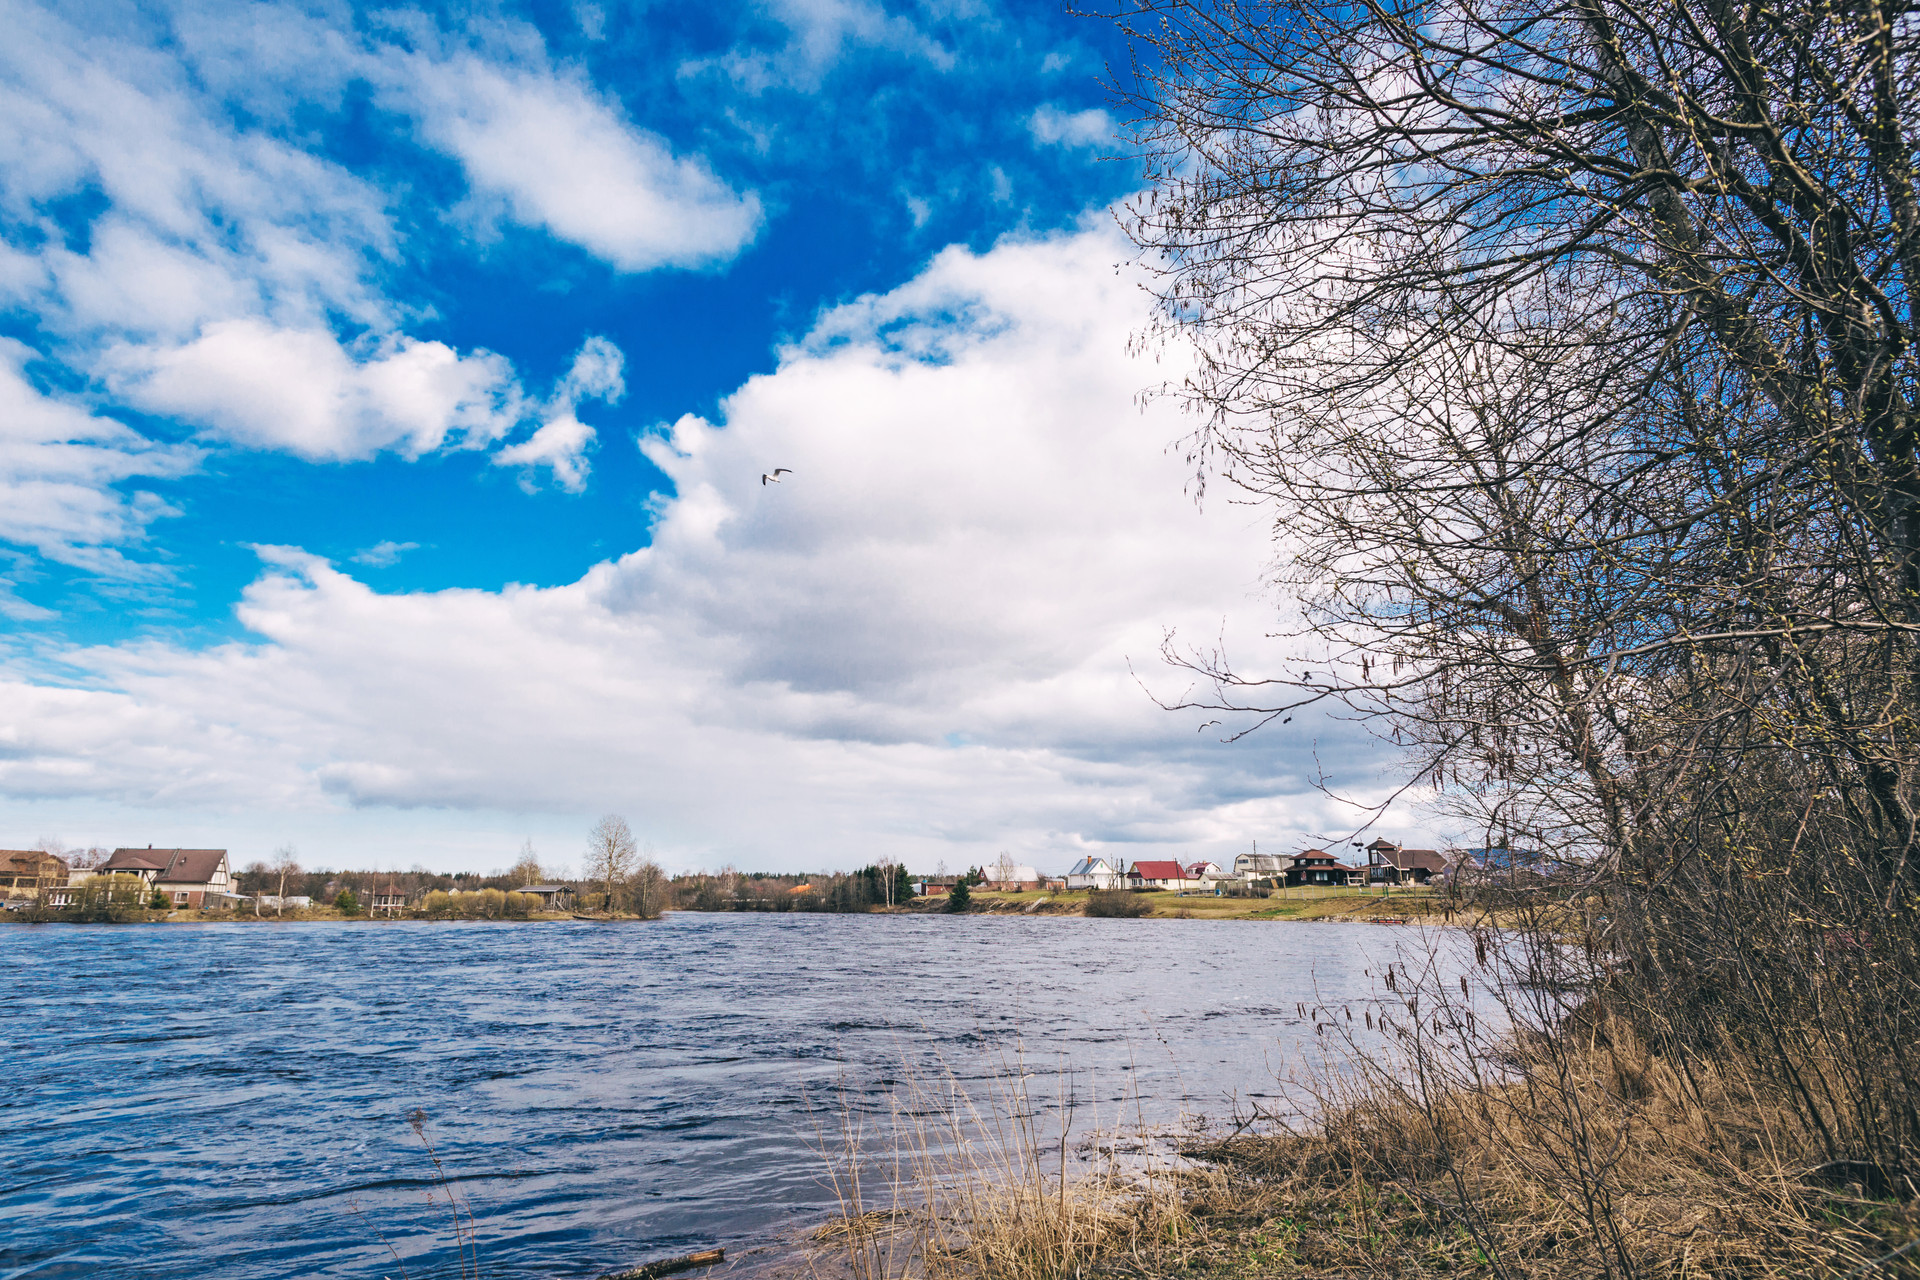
[234,865,531,901]
[673,865,916,913]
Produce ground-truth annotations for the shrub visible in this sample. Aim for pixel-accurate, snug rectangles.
[1085,890,1151,918]
[422,890,452,916]
[478,888,507,918]
[334,889,360,915]
[946,879,972,912]
[149,889,170,911]
[506,891,538,916]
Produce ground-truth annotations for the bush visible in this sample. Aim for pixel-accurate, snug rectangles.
[149,888,170,911]
[946,879,971,912]
[1086,890,1152,918]
[334,889,360,915]
[421,890,452,916]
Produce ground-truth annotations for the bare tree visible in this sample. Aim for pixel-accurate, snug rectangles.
[629,842,667,920]
[270,845,301,917]
[1117,0,1920,1202]
[585,815,637,913]
[508,839,542,888]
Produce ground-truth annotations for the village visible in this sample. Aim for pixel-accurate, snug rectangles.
[0,838,1476,920]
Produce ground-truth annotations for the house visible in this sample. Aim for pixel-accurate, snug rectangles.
[1285,850,1364,887]
[1064,857,1124,891]
[99,847,235,908]
[1186,860,1224,881]
[519,883,576,911]
[1127,860,1199,891]
[1365,839,1448,885]
[1452,846,1556,884]
[368,890,407,917]
[982,864,1042,891]
[1232,851,1292,882]
[0,849,69,900]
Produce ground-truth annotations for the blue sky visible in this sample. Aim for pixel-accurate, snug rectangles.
[0,0,1417,875]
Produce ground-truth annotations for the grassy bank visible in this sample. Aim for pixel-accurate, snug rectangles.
[902,886,1459,923]
[2,904,654,925]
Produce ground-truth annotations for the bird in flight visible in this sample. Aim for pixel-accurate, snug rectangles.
[761,468,792,485]
[1198,720,1221,731]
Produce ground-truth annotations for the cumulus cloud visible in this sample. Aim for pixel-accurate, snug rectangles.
[1028,104,1113,149]
[402,56,762,272]
[491,336,626,491]
[493,415,597,493]
[0,3,701,549]
[110,320,523,461]
[0,226,1402,869]
[0,339,198,582]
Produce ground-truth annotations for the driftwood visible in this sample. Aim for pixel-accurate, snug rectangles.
[598,1247,724,1280]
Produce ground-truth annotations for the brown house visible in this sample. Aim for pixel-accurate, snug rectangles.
[1365,839,1448,885]
[1286,850,1365,887]
[0,850,70,900]
[99,847,236,908]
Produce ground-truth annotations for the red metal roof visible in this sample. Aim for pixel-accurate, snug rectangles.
[1129,860,1187,880]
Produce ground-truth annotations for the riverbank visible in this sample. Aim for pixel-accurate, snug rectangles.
[902,885,1460,923]
[3,888,1453,925]
[820,991,1919,1280]
[1,905,657,925]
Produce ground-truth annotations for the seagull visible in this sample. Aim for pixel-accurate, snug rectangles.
[1198,720,1221,732]
[761,468,792,485]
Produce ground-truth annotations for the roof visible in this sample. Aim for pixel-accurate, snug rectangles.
[3,849,67,871]
[521,883,572,893]
[104,848,226,884]
[1065,857,1117,876]
[1293,849,1336,862]
[1186,861,1222,876]
[1371,845,1448,871]
[1129,860,1188,880]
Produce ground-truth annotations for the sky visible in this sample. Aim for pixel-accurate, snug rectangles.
[0,0,1424,876]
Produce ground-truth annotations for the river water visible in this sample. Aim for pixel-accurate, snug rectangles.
[0,913,1423,1279]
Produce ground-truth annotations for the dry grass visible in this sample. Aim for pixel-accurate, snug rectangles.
[1170,1018,1919,1278]
[810,963,1918,1280]
[809,1057,1205,1280]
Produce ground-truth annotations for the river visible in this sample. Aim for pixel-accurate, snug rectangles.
[0,912,1420,1278]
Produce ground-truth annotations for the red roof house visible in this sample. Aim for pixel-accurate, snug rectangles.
[1126,860,1193,889]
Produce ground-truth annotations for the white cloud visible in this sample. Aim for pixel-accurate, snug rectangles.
[494,415,597,493]
[401,56,762,272]
[0,3,676,526]
[352,541,418,568]
[554,335,626,407]
[0,339,198,581]
[0,226,1404,870]
[1029,104,1114,149]
[685,0,952,93]
[109,320,523,461]
[491,336,626,491]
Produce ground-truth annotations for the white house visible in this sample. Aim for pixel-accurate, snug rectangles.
[1127,860,1206,890]
[982,864,1043,890]
[1232,851,1293,881]
[1064,857,1124,890]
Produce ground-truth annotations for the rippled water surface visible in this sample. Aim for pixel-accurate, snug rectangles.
[1,913,1414,1278]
